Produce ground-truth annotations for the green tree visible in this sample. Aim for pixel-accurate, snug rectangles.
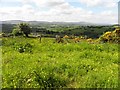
[12,23,31,37]
[12,28,22,36]
[18,23,31,37]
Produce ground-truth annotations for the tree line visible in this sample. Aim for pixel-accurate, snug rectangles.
[2,23,116,38]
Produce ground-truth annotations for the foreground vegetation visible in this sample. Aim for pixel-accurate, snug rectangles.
[2,37,118,88]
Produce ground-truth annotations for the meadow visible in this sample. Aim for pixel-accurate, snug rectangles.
[2,37,118,88]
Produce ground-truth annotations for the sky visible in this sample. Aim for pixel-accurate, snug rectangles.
[0,0,119,24]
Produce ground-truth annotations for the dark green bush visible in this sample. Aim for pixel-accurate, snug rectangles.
[14,43,33,53]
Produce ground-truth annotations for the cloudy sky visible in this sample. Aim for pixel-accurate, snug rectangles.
[0,0,119,24]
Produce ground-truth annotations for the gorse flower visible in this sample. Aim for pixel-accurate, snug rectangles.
[99,26,120,43]
[63,35,69,39]
[73,37,80,43]
[87,38,93,42]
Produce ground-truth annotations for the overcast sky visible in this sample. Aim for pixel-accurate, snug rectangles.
[0,0,119,24]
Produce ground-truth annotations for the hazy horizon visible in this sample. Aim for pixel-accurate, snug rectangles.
[1,19,117,25]
[0,0,119,24]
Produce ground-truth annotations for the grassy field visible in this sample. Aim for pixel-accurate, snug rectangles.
[2,37,118,88]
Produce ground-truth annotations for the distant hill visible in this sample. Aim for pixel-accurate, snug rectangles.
[1,20,112,26]
[2,20,25,24]
[1,20,115,38]
[2,20,49,25]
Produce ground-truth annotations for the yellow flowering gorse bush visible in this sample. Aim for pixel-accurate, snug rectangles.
[99,26,120,43]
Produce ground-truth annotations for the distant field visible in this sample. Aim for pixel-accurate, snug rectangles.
[2,37,118,88]
[2,23,115,38]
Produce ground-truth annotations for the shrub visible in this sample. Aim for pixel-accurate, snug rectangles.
[63,35,71,43]
[87,38,93,42]
[99,31,112,43]
[112,27,120,43]
[12,28,23,36]
[63,35,69,39]
[98,26,120,43]
[1,33,6,37]
[12,23,31,37]
[14,43,33,53]
[7,33,14,37]
[69,35,75,39]
[73,37,80,43]
[18,23,31,37]
[87,38,94,44]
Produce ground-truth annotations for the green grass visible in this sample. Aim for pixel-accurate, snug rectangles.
[2,37,118,88]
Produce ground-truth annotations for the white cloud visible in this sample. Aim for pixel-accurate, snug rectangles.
[79,0,118,8]
[79,0,101,7]
[0,4,35,21]
[0,4,34,14]
[21,0,66,9]
[0,0,118,24]
[85,10,118,24]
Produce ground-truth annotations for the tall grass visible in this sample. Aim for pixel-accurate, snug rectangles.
[2,37,118,88]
